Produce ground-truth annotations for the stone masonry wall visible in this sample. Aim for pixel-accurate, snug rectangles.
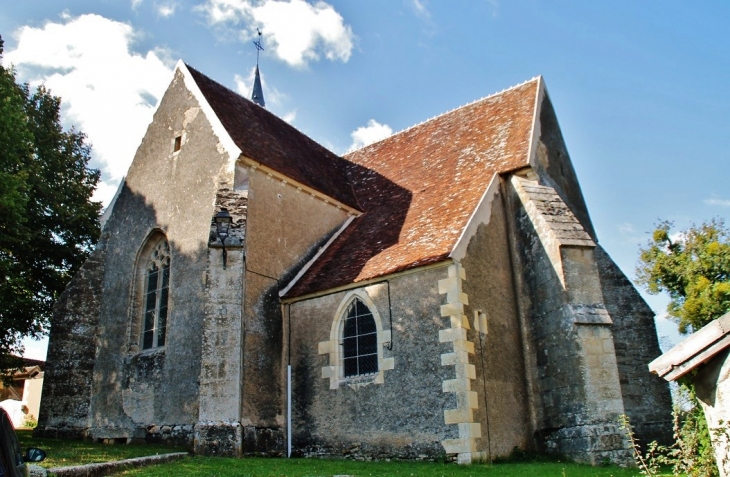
[84,68,234,445]
[595,246,672,446]
[35,240,107,439]
[287,265,457,461]
[195,190,247,456]
[460,191,532,459]
[506,174,632,465]
[239,166,351,454]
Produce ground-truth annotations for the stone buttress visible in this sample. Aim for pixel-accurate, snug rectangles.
[508,174,632,465]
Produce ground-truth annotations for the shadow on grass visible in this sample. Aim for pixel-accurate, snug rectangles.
[16,429,187,469]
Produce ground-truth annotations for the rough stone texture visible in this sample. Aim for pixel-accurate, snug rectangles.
[506,173,632,465]
[195,191,247,455]
[287,266,457,460]
[38,66,671,466]
[530,91,596,240]
[460,192,531,459]
[84,68,234,445]
[194,422,242,456]
[238,166,350,455]
[594,246,672,447]
[35,240,107,439]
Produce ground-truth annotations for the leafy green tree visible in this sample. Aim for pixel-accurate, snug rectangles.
[0,35,101,371]
[636,218,730,333]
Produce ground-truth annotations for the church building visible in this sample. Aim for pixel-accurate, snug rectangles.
[35,61,672,465]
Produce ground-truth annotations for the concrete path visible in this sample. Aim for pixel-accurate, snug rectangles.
[48,452,189,477]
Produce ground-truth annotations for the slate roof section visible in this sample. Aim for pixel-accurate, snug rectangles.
[185,64,359,210]
[286,78,540,297]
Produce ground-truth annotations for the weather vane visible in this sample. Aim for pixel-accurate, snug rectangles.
[253,28,264,66]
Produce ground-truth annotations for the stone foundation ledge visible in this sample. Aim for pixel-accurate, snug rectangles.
[298,441,448,462]
[33,426,89,440]
[48,452,188,477]
[540,422,633,466]
[194,421,242,457]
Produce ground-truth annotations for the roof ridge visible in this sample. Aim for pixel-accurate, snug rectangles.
[183,62,340,160]
[345,76,542,156]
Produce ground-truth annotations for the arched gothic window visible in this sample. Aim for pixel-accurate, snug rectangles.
[342,299,378,377]
[141,240,170,349]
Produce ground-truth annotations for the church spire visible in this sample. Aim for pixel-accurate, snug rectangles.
[251,29,265,107]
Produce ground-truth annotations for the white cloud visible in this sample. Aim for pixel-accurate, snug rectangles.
[198,0,354,67]
[487,0,499,17]
[618,222,635,235]
[704,198,730,208]
[132,0,144,9]
[348,119,393,152]
[409,0,431,20]
[281,110,297,123]
[4,14,174,206]
[157,1,178,17]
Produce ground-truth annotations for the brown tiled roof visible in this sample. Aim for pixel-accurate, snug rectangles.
[286,78,540,297]
[185,64,359,210]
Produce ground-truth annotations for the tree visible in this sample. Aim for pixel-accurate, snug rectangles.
[0,35,101,371]
[636,218,730,333]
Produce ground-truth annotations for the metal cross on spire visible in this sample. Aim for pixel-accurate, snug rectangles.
[251,28,265,107]
[253,28,264,67]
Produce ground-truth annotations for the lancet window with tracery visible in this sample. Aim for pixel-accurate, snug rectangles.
[141,240,170,349]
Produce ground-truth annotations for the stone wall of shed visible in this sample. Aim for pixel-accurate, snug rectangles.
[286,266,457,460]
[595,246,672,447]
[459,189,531,458]
[35,241,107,439]
[239,167,350,455]
[84,68,234,446]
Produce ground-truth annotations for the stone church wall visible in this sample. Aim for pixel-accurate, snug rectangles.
[35,241,107,439]
[460,189,532,459]
[505,175,633,465]
[287,265,458,460]
[83,68,234,445]
[595,246,673,446]
[236,167,351,455]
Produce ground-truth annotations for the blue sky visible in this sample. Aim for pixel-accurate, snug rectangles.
[1,1,728,358]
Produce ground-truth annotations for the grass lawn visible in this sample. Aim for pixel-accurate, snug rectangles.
[15,429,186,468]
[112,456,657,477]
[16,430,671,476]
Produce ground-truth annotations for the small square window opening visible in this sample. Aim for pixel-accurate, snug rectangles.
[173,135,182,152]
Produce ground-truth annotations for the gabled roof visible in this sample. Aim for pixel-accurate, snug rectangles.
[285,78,541,297]
[183,63,359,210]
[650,312,730,381]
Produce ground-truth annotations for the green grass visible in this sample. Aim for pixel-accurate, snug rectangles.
[112,455,653,477]
[16,431,674,476]
[15,429,186,468]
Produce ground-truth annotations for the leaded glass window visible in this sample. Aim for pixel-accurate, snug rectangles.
[342,299,378,377]
[142,240,170,349]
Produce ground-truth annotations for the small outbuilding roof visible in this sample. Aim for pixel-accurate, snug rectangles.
[649,312,730,382]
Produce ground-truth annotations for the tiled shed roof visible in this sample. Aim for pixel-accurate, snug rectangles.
[186,64,359,210]
[286,78,540,297]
